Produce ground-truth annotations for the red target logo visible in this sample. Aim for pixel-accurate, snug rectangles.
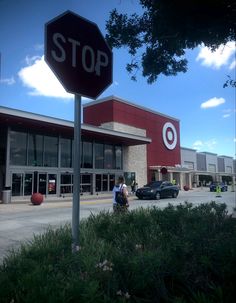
[162,122,177,150]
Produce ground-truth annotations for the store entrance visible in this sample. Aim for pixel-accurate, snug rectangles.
[95,174,115,193]
[11,172,57,197]
[12,172,34,196]
[37,173,57,195]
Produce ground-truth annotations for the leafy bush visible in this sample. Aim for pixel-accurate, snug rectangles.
[0,202,236,302]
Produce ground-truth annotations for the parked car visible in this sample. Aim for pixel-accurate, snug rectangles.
[209,182,228,192]
[135,181,179,200]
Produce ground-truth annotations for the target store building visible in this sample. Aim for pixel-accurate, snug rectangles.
[0,96,198,199]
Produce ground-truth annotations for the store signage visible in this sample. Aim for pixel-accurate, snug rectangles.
[45,10,113,99]
[162,122,177,150]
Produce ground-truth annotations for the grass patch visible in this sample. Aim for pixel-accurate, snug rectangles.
[0,202,236,302]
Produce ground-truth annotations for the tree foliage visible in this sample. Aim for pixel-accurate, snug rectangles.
[106,0,236,83]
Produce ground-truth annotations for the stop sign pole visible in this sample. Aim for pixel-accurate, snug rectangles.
[72,94,81,252]
[45,11,112,252]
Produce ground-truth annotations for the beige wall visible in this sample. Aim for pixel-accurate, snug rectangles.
[101,122,147,187]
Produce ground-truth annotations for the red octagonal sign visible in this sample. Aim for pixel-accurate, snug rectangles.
[45,11,113,99]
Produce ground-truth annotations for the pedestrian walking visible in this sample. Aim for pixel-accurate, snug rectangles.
[112,176,129,213]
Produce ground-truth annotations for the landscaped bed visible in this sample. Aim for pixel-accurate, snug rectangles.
[0,201,236,302]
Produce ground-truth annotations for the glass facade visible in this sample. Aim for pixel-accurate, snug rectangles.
[44,136,58,167]
[10,131,27,165]
[61,138,73,168]
[104,144,113,169]
[9,130,122,170]
[60,173,73,194]
[28,134,43,166]
[115,145,122,169]
[8,129,123,197]
[94,143,104,169]
[82,141,93,168]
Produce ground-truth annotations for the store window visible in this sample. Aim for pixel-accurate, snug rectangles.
[60,173,73,194]
[102,174,108,191]
[24,173,33,195]
[12,173,23,196]
[94,143,104,169]
[28,134,43,166]
[184,161,194,169]
[82,141,93,168]
[115,145,122,169]
[48,174,57,194]
[109,174,115,191]
[44,136,58,167]
[10,131,27,165]
[81,174,91,193]
[208,164,216,173]
[104,144,113,169]
[61,138,72,168]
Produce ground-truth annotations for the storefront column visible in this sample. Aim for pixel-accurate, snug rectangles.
[5,127,11,187]
[231,176,235,192]
[188,174,192,189]
[169,172,173,183]
[195,174,199,187]
[154,171,159,181]
[179,173,184,190]
[92,174,96,195]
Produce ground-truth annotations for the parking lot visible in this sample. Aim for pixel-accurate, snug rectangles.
[0,187,235,262]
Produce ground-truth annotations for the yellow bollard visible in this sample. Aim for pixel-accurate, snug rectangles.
[216,185,221,197]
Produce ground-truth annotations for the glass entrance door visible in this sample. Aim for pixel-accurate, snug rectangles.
[38,173,57,195]
[24,173,33,196]
[48,174,57,194]
[95,174,115,192]
[38,173,47,195]
[12,173,23,196]
[12,172,33,197]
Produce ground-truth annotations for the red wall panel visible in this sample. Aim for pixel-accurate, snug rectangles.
[83,98,181,171]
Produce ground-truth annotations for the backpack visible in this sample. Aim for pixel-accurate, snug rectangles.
[115,185,127,206]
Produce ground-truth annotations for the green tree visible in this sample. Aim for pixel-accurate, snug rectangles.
[106,0,236,84]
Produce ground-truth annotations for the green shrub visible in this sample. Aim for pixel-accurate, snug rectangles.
[0,202,236,302]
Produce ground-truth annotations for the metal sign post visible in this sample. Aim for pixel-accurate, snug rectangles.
[45,11,112,253]
[72,94,81,252]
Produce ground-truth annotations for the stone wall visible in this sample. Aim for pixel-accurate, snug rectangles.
[101,122,147,187]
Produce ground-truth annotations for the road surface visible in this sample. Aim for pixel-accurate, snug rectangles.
[0,187,235,262]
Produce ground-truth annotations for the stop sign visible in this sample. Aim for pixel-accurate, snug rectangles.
[45,11,113,99]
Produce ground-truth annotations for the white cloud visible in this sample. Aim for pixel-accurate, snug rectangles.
[18,55,73,100]
[0,76,15,85]
[200,97,225,109]
[222,108,234,118]
[192,140,203,150]
[34,44,44,51]
[229,59,236,70]
[196,41,236,69]
[193,139,217,152]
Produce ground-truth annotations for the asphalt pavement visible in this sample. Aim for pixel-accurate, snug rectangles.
[0,187,235,263]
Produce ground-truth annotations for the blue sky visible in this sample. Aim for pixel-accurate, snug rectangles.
[0,0,235,158]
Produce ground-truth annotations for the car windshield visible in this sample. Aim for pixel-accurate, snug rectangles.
[146,181,163,188]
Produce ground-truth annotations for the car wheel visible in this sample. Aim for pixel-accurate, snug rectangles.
[155,192,161,200]
[172,191,178,198]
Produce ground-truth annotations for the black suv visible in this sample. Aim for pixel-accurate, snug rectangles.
[136,181,179,200]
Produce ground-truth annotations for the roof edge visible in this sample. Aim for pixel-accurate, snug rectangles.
[83,95,180,122]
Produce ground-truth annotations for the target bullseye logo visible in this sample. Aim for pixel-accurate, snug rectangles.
[162,122,177,150]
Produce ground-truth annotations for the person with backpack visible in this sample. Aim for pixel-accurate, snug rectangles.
[112,175,129,212]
